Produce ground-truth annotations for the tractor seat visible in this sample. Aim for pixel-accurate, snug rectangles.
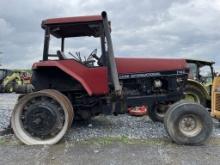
[57,50,67,60]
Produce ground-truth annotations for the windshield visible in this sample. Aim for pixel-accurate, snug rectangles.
[199,65,213,84]
[187,63,197,80]
[48,35,101,66]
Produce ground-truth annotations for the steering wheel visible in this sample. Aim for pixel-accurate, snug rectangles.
[88,49,98,61]
[82,49,98,66]
[69,49,99,67]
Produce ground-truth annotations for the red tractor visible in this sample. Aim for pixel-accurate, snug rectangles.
[11,12,213,145]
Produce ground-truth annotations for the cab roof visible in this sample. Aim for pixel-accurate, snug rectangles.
[41,15,104,38]
[42,15,103,26]
[186,59,215,66]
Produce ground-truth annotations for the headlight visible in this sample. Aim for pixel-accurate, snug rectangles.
[154,79,162,88]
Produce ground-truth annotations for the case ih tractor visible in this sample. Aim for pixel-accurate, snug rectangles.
[11,12,213,145]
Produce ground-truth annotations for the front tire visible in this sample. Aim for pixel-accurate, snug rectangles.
[164,101,213,145]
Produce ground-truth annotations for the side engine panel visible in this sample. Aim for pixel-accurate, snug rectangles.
[119,70,187,98]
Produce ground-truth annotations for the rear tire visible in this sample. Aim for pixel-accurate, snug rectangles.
[11,90,74,145]
[164,101,213,145]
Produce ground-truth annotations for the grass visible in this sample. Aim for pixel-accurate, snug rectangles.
[77,136,171,146]
[1,135,220,147]
[0,137,6,145]
[0,135,22,145]
[0,135,171,146]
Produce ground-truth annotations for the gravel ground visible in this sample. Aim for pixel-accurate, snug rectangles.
[0,94,18,131]
[0,94,167,140]
[1,93,220,141]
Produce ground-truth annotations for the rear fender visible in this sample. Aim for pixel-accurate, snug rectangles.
[32,60,109,96]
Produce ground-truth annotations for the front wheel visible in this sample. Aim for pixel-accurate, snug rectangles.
[164,101,213,145]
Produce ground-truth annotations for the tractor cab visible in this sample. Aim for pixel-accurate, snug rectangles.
[34,11,121,95]
[186,59,215,85]
[41,14,109,67]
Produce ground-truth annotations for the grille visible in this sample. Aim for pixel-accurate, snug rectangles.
[215,93,220,111]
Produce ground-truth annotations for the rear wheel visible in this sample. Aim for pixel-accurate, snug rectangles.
[164,101,213,145]
[11,90,74,145]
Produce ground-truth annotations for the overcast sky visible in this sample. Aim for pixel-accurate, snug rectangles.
[0,0,220,71]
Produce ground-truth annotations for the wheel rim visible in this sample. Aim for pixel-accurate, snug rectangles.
[40,89,74,128]
[184,93,200,104]
[178,114,202,137]
[21,96,65,139]
[11,90,72,145]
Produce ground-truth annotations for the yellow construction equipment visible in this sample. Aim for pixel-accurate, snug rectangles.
[211,76,220,119]
[0,70,33,93]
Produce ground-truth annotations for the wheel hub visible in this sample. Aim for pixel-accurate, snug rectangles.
[22,104,58,138]
[179,115,202,137]
[180,117,196,131]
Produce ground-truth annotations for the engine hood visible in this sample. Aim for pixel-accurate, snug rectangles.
[115,58,187,74]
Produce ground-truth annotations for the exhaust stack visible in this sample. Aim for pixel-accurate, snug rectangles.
[102,11,122,96]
